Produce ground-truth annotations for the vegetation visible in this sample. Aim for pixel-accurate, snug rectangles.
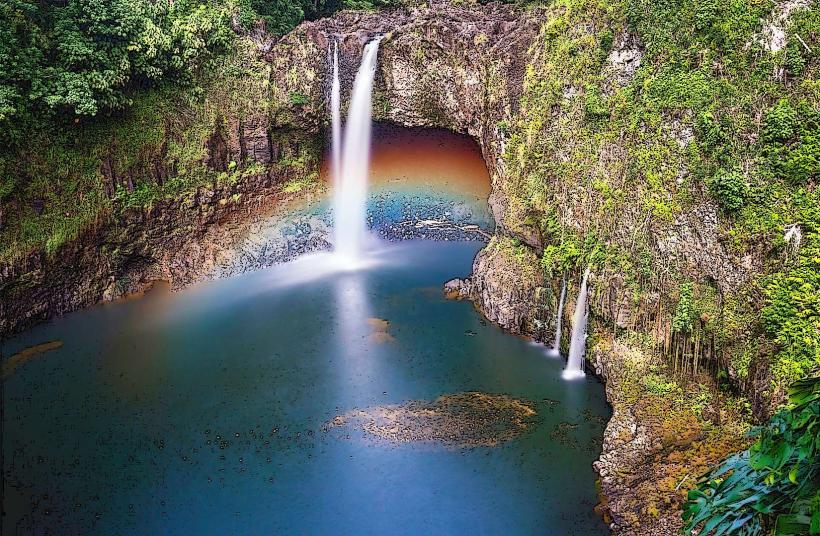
[683,376,820,535]
[592,336,751,528]
[0,0,397,263]
[0,0,234,145]
[0,0,817,532]
[239,0,398,36]
[500,0,819,395]
[0,32,274,263]
[493,1,820,527]
[0,0,398,147]
[761,190,820,386]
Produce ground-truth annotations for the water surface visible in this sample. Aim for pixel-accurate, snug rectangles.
[3,240,609,535]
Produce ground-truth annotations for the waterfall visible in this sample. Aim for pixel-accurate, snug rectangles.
[563,268,590,380]
[549,278,567,356]
[331,41,342,189]
[332,37,382,266]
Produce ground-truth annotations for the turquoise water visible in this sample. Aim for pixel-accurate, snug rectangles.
[2,240,610,535]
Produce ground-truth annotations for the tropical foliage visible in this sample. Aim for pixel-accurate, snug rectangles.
[683,376,820,535]
[761,189,820,387]
[0,0,399,148]
[240,0,398,36]
[0,0,234,145]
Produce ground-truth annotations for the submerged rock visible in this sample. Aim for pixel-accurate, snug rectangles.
[2,340,63,380]
[327,392,537,448]
[366,317,395,344]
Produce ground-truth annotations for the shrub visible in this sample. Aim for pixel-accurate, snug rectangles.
[784,41,808,78]
[599,29,614,53]
[762,265,820,386]
[288,91,308,105]
[708,168,747,212]
[672,283,694,334]
[694,0,718,33]
[583,84,609,120]
[541,239,581,276]
[763,100,797,144]
[683,377,820,535]
[763,101,820,185]
[643,372,682,396]
[775,132,820,185]
[695,111,726,154]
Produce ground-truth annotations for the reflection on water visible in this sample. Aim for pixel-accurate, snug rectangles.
[2,241,610,535]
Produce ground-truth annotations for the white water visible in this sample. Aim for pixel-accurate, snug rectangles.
[549,279,567,357]
[331,41,342,188]
[332,37,382,267]
[563,268,590,380]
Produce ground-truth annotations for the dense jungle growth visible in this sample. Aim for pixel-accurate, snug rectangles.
[683,377,820,535]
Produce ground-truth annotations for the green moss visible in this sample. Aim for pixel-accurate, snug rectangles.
[763,99,797,143]
[282,173,319,193]
[501,0,819,396]
[643,371,683,396]
[583,84,609,120]
[288,91,308,105]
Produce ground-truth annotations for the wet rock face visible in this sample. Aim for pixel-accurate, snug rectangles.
[270,3,539,231]
[446,237,546,335]
[326,392,538,448]
[657,201,751,293]
[241,115,273,165]
[602,32,643,94]
[0,169,325,335]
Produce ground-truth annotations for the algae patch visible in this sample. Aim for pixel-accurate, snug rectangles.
[327,392,538,448]
[2,341,64,380]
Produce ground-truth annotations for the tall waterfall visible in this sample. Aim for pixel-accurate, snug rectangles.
[331,41,342,188]
[563,268,590,380]
[332,37,382,266]
[549,279,567,356]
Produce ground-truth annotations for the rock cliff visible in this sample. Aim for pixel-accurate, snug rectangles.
[2,1,810,533]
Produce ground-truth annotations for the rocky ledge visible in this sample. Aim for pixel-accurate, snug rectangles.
[0,169,328,335]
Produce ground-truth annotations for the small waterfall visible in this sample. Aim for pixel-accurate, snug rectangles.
[332,37,382,266]
[331,41,342,187]
[563,268,590,380]
[549,278,567,356]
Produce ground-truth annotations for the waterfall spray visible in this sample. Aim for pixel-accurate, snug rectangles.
[332,37,382,267]
[563,268,590,380]
[549,278,567,357]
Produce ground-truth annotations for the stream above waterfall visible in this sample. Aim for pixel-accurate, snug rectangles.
[3,240,610,534]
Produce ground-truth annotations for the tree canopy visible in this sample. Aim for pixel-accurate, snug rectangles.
[0,0,237,143]
[0,0,400,147]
